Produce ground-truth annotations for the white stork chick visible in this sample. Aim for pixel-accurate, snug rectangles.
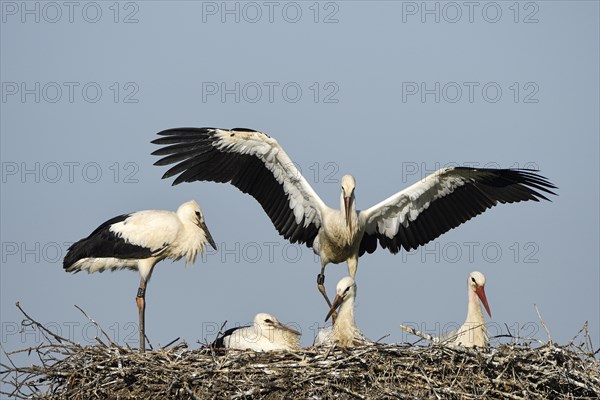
[315,276,367,347]
[63,200,217,352]
[152,127,556,310]
[213,313,301,351]
[452,271,492,348]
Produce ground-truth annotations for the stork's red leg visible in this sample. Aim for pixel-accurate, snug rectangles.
[317,263,337,323]
[136,278,147,353]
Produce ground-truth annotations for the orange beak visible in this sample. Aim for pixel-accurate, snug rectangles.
[475,286,492,318]
[325,294,344,322]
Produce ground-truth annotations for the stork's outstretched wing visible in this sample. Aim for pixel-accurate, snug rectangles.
[358,168,557,255]
[152,127,326,247]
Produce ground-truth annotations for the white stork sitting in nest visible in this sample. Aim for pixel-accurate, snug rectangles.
[400,271,492,348]
[212,313,301,351]
[314,276,369,347]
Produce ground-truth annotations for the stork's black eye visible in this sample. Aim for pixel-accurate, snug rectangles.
[195,211,201,217]
[343,287,350,294]
[264,319,273,324]
[471,277,477,284]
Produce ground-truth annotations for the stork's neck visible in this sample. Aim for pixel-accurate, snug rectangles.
[177,222,205,265]
[465,287,485,325]
[340,192,358,232]
[454,286,488,347]
[333,296,358,345]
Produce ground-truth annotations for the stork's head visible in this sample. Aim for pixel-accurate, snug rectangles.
[468,271,491,318]
[326,276,356,321]
[254,313,301,336]
[178,200,217,250]
[340,175,356,227]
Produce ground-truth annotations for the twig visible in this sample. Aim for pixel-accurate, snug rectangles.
[183,380,201,400]
[399,324,438,343]
[375,334,390,343]
[329,383,367,399]
[162,337,181,350]
[534,304,552,344]
[15,302,73,344]
[74,304,118,348]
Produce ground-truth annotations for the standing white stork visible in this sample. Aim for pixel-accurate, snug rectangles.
[151,127,557,308]
[314,276,367,347]
[63,200,217,352]
[452,271,491,348]
[212,313,301,351]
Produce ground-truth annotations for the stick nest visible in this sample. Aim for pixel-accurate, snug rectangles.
[2,304,599,399]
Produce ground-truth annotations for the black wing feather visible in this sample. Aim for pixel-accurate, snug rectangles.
[63,214,154,271]
[152,128,319,247]
[359,168,557,256]
[210,326,250,348]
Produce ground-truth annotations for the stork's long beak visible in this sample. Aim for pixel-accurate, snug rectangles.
[325,294,344,322]
[344,196,352,228]
[200,221,217,250]
[475,286,492,318]
[275,321,301,336]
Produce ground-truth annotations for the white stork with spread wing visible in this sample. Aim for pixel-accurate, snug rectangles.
[151,127,556,309]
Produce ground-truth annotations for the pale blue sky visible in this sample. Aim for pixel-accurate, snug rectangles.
[1,1,598,364]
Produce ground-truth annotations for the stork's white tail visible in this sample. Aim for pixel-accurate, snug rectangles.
[65,257,139,274]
